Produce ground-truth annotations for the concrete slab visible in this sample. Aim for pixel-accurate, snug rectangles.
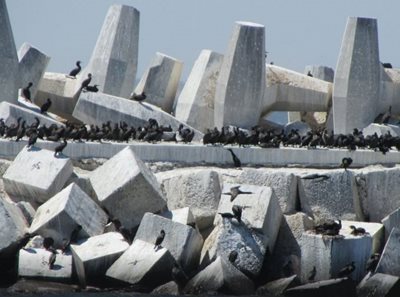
[382,206,400,240]
[376,228,400,276]
[15,201,36,225]
[3,146,73,206]
[362,123,400,137]
[89,146,166,230]
[341,220,384,254]
[285,278,356,297]
[214,21,265,129]
[256,275,299,296]
[134,52,183,112]
[174,50,223,132]
[160,207,197,228]
[357,273,400,297]
[29,183,108,247]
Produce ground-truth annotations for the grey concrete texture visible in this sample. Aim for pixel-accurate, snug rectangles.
[214,21,265,129]
[256,275,299,296]
[134,52,183,113]
[160,207,197,228]
[376,228,400,276]
[304,65,335,82]
[362,123,400,137]
[357,273,400,297]
[382,206,400,241]
[174,50,223,132]
[15,201,36,225]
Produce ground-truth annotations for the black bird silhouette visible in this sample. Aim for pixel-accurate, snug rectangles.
[223,186,253,202]
[307,70,313,77]
[228,250,238,264]
[308,266,316,281]
[154,229,165,250]
[131,91,147,102]
[315,219,342,236]
[226,148,241,168]
[366,253,380,272]
[337,261,355,278]
[349,225,366,236]
[85,84,99,92]
[232,205,243,223]
[48,248,57,269]
[40,98,52,114]
[22,82,33,102]
[69,61,82,78]
[54,139,67,157]
[341,157,353,171]
[27,132,38,149]
[112,219,133,244]
[61,225,82,254]
[80,73,92,90]
[43,237,54,250]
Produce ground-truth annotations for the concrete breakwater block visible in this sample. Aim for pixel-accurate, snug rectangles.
[375,228,400,276]
[382,206,400,240]
[160,207,197,228]
[256,275,299,296]
[71,232,130,286]
[215,183,282,251]
[106,239,175,289]
[15,201,36,225]
[29,183,108,247]
[357,273,400,297]
[3,146,73,206]
[134,212,203,273]
[285,278,356,297]
[184,256,254,295]
[89,146,166,230]
[157,169,221,230]
[362,123,400,137]
[18,248,72,281]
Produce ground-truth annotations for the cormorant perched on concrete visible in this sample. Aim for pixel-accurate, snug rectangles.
[22,82,33,102]
[54,139,67,157]
[228,250,238,264]
[382,62,393,69]
[315,219,342,236]
[40,98,52,114]
[226,148,241,168]
[80,73,92,90]
[154,229,165,250]
[112,219,133,244]
[308,266,316,282]
[337,261,355,278]
[307,71,313,77]
[69,61,82,78]
[349,225,366,236]
[131,91,146,102]
[341,157,353,171]
[48,248,57,269]
[223,185,253,202]
[85,84,99,92]
[366,253,380,272]
[43,237,54,250]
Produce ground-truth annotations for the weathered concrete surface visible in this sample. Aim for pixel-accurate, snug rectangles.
[333,17,381,134]
[184,256,254,295]
[174,50,223,132]
[135,213,203,273]
[156,169,221,230]
[284,121,312,137]
[71,232,130,286]
[304,65,334,82]
[375,228,400,276]
[285,278,357,297]
[256,275,299,296]
[134,52,183,112]
[362,123,400,137]
[17,42,50,100]
[357,273,400,297]
[0,0,19,104]
[106,239,175,288]
[160,207,197,228]
[16,201,36,225]
[3,146,73,206]
[380,67,400,114]
[341,220,384,254]
[18,248,72,280]
[382,206,400,241]
[89,146,166,230]
[214,21,265,129]
[29,183,108,247]
[81,5,139,98]
[151,281,179,295]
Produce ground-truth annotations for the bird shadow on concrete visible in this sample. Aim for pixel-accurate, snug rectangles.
[27,146,42,152]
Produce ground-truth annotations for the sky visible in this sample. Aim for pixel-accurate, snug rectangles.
[6,0,400,82]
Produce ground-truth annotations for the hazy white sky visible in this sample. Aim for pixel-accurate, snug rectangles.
[7,0,400,81]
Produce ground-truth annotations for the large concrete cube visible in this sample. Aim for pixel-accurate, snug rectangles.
[376,228,400,276]
[134,52,183,113]
[71,232,130,286]
[161,207,197,227]
[382,206,400,240]
[81,5,139,98]
[214,21,265,129]
[134,212,203,273]
[341,220,384,254]
[333,17,381,134]
[29,183,108,247]
[89,146,166,230]
[3,146,73,206]
[174,50,223,132]
[17,42,50,100]
[106,239,175,288]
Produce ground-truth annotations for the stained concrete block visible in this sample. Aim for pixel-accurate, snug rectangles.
[174,50,223,132]
[0,0,19,104]
[375,228,400,276]
[3,146,73,206]
[215,183,282,251]
[134,52,183,112]
[184,256,254,295]
[106,239,175,288]
[29,183,108,247]
[333,17,381,134]
[357,273,400,297]
[17,42,50,100]
[362,123,400,137]
[15,201,35,225]
[134,212,203,272]
[71,232,130,286]
[214,21,265,129]
[156,169,221,230]
[381,67,400,114]
[201,218,265,277]
[89,146,166,230]
[161,207,197,228]
[382,206,400,240]
[73,92,203,142]
[81,5,139,98]
[18,248,72,280]
[341,220,384,254]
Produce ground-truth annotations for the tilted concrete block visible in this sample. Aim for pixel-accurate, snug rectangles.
[214,21,265,129]
[3,146,73,206]
[89,146,166,230]
[284,120,311,137]
[357,273,400,297]
[17,42,50,100]
[73,92,203,142]
[304,65,334,82]
[71,232,130,286]
[341,220,384,254]
[362,123,400,137]
[201,218,265,277]
[381,67,400,114]
[382,206,400,241]
[134,52,183,113]
[81,5,139,98]
[135,212,203,273]
[333,17,381,134]
[156,169,221,230]
[15,201,36,225]
[184,256,254,295]
[376,228,400,276]
[256,275,299,296]
[29,183,108,247]
[161,207,197,228]
[174,50,223,132]
[0,0,19,104]
[286,278,356,297]
[215,183,282,251]
[106,239,175,288]
[18,248,72,280]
